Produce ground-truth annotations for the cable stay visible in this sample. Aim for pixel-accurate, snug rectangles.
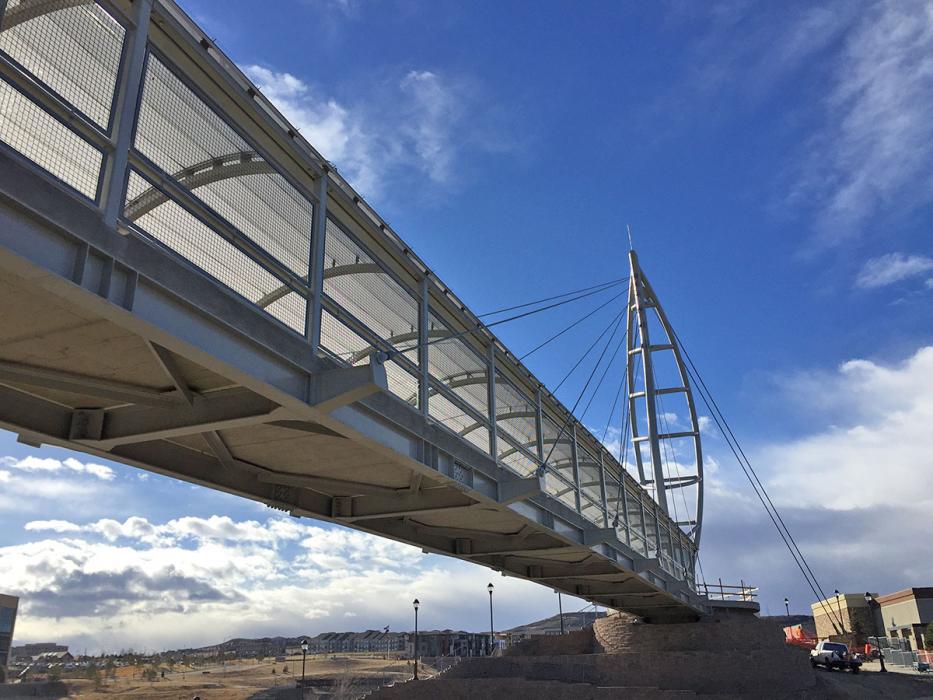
[536,310,628,478]
[380,277,628,361]
[666,325,847,634]
[477,277,627,318]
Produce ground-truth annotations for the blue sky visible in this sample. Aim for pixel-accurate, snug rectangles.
[3,0,933,652]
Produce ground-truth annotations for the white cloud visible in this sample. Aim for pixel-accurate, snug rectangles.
[4,515,563,654]
[759,346,933,510]
[800,2,933,244]
[855,252,933,289]
[243,64,492,199]
[700,345,933,614]
[1,455,115,480]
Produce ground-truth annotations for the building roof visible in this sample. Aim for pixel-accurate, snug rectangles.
[876,587,933,605]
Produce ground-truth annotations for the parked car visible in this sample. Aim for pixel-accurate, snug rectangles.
[810,641,861,673]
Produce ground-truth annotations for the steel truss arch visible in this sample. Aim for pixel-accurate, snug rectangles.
[626,250,704,546]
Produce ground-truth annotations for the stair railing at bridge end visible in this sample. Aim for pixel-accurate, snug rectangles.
[699,580,758,603]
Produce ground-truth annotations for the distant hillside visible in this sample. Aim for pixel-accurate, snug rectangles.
[506,610,607,637]
[162,610,609,657]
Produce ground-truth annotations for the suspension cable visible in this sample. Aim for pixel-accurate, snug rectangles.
[519,290,626,361]
[537,310,627,476]
[552,308,626,394]
[385,280,630,360]
[478,277,627,318]
[669,329,845,633]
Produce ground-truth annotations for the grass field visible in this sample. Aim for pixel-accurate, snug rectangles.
[54,653,434,700]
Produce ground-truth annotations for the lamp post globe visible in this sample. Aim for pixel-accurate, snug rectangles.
[784,597,789,618]
[412,599,420,680]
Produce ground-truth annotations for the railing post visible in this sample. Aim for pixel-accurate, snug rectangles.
[570,424,581,513]
[418,276,429,415]
[534,387,545,462]
[306,170,328,353]
[486,343,497,459]
[598,450,609,527]
[100,0,153,228]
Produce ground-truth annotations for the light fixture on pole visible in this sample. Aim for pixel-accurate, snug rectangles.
[864,592,886,673]
[298,638,309,700]
[556,590,565,635]
[784,597,789,618]
[487,583,495,656]
[412,599,420,681]
[834,590,847,634]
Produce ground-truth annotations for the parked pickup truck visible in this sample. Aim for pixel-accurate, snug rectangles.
[810,641,862,673]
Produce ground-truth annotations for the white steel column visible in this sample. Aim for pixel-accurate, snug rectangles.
[101,0,152,228]
[307,171,328,352]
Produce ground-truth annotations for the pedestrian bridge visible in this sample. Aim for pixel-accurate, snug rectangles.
[0,0,746,620]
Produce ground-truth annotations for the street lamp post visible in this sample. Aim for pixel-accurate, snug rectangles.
[487,583,495,656]
[834,590,847,634]
[784,597,790,618]
[556,591,565,635]
[412,599,420,681]
[297,638,308,700]
[864,593,886,673]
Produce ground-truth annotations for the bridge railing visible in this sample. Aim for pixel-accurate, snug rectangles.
[0,0,699,589]
[698,581,759,603]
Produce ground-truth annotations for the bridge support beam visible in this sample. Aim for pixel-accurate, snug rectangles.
[308,357,388,412]
[497,475,545,505]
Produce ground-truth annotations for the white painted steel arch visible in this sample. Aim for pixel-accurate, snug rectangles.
[626,250,704,547]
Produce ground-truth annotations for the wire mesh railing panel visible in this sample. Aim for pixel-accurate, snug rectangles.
[625,484,647,554]
[580,497,603,525]
[125,170,306,334]
[0,76,102,198]
[544,470,578,512]
[323,216,418,364]
[427,312,488,418]
[428,390,489,455]
[578,461,603,510]
[385,359,418,407]
[494,377,537,447]
[499,448,537,478]
[0,0,124,129]
[134,54,312,277]
[462,423,489,455]
[320,308,371,364]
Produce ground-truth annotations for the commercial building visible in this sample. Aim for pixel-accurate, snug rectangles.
[0,595,18,683]
[811,593,873,641]
[812,587,933,650]
[874,588,933,651]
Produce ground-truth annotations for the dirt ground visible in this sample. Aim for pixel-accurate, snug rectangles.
[812,660,933,699]
[55,654,436,700]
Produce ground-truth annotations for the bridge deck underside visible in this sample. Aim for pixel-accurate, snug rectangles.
[0,192,702,619]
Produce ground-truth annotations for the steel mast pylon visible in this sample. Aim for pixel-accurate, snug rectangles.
[625,249,705,545]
